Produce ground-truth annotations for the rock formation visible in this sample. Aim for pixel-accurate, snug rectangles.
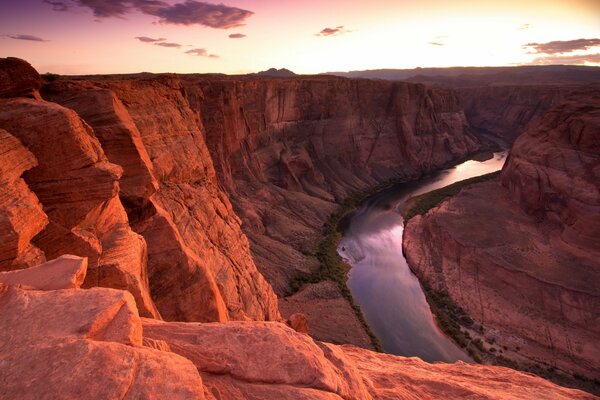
[403,90,600,380]
[0,255,590,399]
[0,128,47,270]
[1,57,598,398]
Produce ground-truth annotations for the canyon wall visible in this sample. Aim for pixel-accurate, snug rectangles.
[1,58,279,323]
[403,90,600,379]
[40,74,486,347]
[182,76,482,295]
[458,86,565,142]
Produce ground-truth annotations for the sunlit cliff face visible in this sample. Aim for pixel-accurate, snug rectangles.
[0,0,599,74]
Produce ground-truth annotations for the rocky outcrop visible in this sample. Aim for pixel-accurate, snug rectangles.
[42,77,280,323]
[0,57,41,99]
[0,96,160,318]
[403,95,600,380]
[0,254,86,290]
[0,257,206,400]
[0,128,47,270]
[1,255,589,400]
[279,281,375,349]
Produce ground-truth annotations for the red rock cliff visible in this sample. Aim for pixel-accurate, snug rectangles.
[182,76,482,294]
[403,90,600,381]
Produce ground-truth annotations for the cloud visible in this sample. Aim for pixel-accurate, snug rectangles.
[154,42,182,48]
[151,1,253,28]
[3,34,49,42]
[229,33,246,39]
[428,41,444,46]
[523,38,600,54]
[316,26,349,37]
[135,36,166,42]
[519,23,531,31]
[75,0,131,17]
[185,48,219,58]
[528,52,600,65]
[50,0,254,29]
[43,0,70,11]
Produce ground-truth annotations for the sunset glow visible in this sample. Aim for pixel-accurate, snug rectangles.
[1,0,599,74]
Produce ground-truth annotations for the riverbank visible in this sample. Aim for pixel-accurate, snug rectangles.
[403,177,600,395]
[287,149,505,355]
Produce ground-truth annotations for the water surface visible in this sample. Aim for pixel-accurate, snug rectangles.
[339,152,507,362]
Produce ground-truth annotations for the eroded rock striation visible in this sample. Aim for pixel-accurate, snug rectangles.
[0,255,591,400]
[404,92,600,380]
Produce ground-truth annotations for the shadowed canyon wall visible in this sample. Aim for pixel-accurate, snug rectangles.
[182,76,482,295]
[404,88,600,380]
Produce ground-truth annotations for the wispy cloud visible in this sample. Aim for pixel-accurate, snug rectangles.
[185,48,219,58]
[155,42,182,48]
[229,33,246,39]
[3,34,49,42]
[528,52,600,65]
[316,26,350,37]
[43,0,70,12]
[519,23,531,31]
[47,0,254,29]
[523,38,600,54]
[428,41,444,46]
[135,36,166,43]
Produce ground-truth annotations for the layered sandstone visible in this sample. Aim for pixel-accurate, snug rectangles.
[403,95,600,380]
[0,95,159,318]
[42,77,280,323]
[0,257,206,400]
[183,77,482,293]
[1,255,590,400]
[0,128,47,270]
[458,85,565,142]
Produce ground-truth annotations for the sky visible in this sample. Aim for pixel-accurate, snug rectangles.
[0,0,599,75]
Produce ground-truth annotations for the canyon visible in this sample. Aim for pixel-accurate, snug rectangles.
[0,56,598,398]
[403,88,600,382]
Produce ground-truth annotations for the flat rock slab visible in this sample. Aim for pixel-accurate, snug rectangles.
[0,254,87,290]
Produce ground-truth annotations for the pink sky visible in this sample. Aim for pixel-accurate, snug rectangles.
[1,0,599,74]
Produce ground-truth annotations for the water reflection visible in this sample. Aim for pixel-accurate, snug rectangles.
[339,151,507,363]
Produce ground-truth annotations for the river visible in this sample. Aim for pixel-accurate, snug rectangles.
[338,151,508,362]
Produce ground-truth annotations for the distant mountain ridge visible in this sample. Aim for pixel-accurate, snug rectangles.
[325,65,600,86]
[254,68,297,77]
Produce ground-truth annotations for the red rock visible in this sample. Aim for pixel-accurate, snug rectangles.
[0,283,142,346]
[0,254,86,290]
[0,128,47,270]
[42,82,159,205]
[184,77,483,298]
[0,57,42,99]
[287,312,309,334]
[0,97,160,318]
[280,281,375,350]
[54,78,280,323]
[343,345,593,400]
[0,282,205,399]
[403,94,600,380]
[142,318,372,400]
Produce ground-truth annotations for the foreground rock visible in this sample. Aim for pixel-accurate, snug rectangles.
[143,317,592,400]
[404,95,600,382]
[0,254,86,290]
[0,128,47,270]
[0,257,205,400]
